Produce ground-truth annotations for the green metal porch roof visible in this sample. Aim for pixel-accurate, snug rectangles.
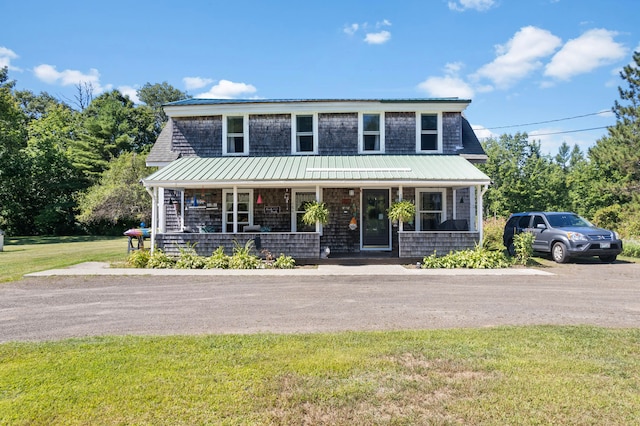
[142,155,490,188]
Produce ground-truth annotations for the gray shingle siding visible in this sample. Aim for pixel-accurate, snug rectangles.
[385,112,416,154]
[160,111,479,159]
[318,113,358,155]
[249,114,291,156]
[172,116,222,157]
[442,112,462,154]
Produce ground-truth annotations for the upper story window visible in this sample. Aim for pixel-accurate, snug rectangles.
[359,113,384,153]
[292,114,317,154]
[416,113,441,153]
[223,115,248,155]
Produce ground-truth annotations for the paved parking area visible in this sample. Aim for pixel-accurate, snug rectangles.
[2,261,639,342]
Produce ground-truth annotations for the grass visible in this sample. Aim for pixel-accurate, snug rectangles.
[1,326,639,424]
[0,236,127,283]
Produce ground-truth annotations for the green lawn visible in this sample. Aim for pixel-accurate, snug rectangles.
[1,326,639,425]
[0,236,128,283]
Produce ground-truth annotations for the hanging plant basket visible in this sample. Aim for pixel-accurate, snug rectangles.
[388,200,416,223]
[302,201,330,226]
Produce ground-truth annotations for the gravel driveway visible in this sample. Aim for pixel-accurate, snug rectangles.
[1,261,639,342]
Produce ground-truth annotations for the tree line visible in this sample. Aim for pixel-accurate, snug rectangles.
[479,51,640,238]
[1,52,639,237]
[0,69,188,235]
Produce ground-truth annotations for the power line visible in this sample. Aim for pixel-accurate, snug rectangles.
[527,126,609,137]
[486,110,610,130]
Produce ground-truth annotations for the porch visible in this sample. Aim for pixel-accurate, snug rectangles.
[142,155,491,259]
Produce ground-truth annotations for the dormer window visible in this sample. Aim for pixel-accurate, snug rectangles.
[359,112,384,153]
[417,113,441,153]
[292,114,317,154]
[223,115,248,155]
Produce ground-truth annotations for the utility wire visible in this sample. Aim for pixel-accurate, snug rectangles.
[527,126,609,137]
[486,110,610,130]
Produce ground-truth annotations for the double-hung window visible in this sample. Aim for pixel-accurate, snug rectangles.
[223,115,248,155]
[293,191,317,232]
[292,114,317,154]
[417,113,440,152]
[359,113,384,153]
[416,188,445,231]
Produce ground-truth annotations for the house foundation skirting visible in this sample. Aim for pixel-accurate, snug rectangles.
[156,232,321,259]
[399,231,480,258]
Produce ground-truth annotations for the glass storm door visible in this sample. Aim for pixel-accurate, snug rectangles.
[362,189,390,248]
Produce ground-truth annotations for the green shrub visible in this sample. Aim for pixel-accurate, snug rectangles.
[146,249,176,269]
[422,246,512,269]
[228,240,262,269]
[205,246,230,269]
[273,254,296,269]
[127,249,150,268]
[175,243,207,269]
[622,240,640,258]
[512,231,535,266]
[482,217,507,251]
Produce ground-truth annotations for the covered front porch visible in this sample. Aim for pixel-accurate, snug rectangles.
[142,155,490,259]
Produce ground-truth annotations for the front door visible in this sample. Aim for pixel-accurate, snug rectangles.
[362,189,390,249]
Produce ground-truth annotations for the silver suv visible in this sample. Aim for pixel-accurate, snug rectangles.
[503,212,623,263]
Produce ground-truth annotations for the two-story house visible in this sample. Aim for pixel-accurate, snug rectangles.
[142,98,491,259]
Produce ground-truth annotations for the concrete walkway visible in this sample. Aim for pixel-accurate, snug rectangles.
[25,262,554,277]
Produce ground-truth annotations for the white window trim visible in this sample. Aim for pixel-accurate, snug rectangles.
[222,189,253,233]
[358,112,385,154]
[292,188,317,232]
[222,114,249,156]
[415,188,446,231]
[415,112,442,153]
[291,113,318,155]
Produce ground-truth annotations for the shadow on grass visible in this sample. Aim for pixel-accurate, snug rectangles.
[8,236,119,246]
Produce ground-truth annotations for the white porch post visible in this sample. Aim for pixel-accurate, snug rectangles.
[233,186,238,233]
[398,186,404,232]
[159,187,166,233]
[470,186,476,232]
[149,186,157,253]
[477,185,485,246]
[453,189,458,220]
[180,190,185,231]
[316,185,322,234]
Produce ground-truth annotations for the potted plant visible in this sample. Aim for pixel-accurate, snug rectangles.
[302,201,330,228]
[388,199,416,231]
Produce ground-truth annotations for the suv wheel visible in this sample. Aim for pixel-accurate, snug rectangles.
[551,242,569,263]
[599,255,617,263]
[507,240,516,257]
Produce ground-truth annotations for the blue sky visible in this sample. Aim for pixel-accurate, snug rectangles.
[2,0,638,155]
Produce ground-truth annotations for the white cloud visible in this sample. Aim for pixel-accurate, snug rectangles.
[183,76,214,90]
[364,30,391,45]
[0,46,20,71]
[344,23,359,36]
[345,20,392,44]
[195,79,257,99]
[418,75,474,98]
[118,85,141,104]
[471,124,495,140]
[545,29,627,80]
[418,62,475,98]
[472,26,562,89]
[33,64,105,93]
[448,0,496,12]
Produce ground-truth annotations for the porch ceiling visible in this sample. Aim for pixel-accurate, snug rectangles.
[142,155,491,188]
